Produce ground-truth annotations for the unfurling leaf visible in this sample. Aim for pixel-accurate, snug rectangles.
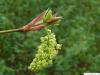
[43,8,53,23]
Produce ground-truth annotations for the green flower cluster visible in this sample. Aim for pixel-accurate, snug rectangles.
[28,29,61,71]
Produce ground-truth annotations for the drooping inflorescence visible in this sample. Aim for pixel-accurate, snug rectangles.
[28,29,61,71]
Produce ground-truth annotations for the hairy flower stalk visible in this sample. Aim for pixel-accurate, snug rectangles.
[28,29,61,71]
[0,9,62,33]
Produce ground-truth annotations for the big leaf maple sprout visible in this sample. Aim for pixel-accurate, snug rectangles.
[0,8,62,71]
[28,29,62,71]
[0,9,62,33]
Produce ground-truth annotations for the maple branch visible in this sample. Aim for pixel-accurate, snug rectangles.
[0,9,62,34]
[0,28,23,33]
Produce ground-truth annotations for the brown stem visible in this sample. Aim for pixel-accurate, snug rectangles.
[0,28,22,33]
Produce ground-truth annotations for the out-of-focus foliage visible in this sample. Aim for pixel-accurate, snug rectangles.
[0,0,100,75]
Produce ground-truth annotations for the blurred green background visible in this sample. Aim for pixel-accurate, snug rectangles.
[0,0,100,75]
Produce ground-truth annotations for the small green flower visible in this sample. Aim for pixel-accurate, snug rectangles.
[28,29,61,71]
